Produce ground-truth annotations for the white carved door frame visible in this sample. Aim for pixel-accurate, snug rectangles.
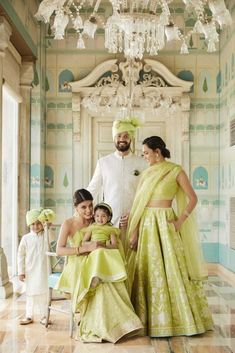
[71,59,193,191]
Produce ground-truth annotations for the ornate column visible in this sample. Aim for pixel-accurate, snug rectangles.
[180,94,191,175]
[18,62,34,236]
[0,16,13,298]
[72,93,81,142]
[72,93,82,190]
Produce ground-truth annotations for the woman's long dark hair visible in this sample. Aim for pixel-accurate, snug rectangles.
[142,136,171,158]
[73,189,93,207]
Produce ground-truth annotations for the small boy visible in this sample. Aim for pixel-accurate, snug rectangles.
[17,208,55,325]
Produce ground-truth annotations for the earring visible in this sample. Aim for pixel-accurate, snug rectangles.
[156,153,160,162]
[73,209,79,218]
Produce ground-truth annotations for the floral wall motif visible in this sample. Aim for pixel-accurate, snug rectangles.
[30,164,41,188]
[58,69,74,92]
[177,70,194,92]
[44,165,54,188]
[30,23,47,210]
[193,167,208,190]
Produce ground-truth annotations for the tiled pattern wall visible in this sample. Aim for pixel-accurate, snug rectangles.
[44,2,222,260]
[30,26,47,210]
[45,99,73,222]
[218,2,235,271]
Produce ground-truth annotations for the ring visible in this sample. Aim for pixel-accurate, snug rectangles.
[130,245,133,249]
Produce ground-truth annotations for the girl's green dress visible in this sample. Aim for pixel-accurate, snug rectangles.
[126,161,214,337]
[56,230,143,343]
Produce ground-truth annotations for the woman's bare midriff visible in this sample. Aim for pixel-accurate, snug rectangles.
[146,200,173,208]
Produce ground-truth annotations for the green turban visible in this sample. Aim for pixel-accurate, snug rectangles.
[26,208,56,226]
[112,117,143,140]
[38,209,56,223]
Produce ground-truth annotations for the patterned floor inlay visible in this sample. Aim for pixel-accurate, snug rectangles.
[2,274,235,352]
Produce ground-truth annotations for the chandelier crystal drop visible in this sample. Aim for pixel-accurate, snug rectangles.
[35,0,233,59]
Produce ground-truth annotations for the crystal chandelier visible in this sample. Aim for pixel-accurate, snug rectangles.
[35,0,232,59]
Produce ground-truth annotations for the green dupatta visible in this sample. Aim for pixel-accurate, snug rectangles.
[126,161,207,293]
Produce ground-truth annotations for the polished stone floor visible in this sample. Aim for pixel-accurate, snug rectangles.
[1,273,235,353]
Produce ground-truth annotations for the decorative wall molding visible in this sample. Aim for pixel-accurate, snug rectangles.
[71,59,117,89]
[71,59,193,143]
[72,93,81,142]
[20,61,34,87]
[71,58,193,93]
[0,17,12,55]
[144,59,193,91]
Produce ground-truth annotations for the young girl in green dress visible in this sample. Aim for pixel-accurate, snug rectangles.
[79,202,126,292]
[83,202,119,248]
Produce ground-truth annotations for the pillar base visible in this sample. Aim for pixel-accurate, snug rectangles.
[0,247,13,298]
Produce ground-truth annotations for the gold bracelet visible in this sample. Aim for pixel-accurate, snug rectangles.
[184,210,190,217]
[76,246,80,256]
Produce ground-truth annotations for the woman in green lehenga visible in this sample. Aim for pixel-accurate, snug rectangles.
[56,189,143,343]
[126,136,213,337]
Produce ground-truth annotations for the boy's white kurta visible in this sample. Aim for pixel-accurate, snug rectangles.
[17,231,48,295]
[87,151,147,226]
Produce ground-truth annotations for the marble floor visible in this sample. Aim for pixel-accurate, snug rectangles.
[1,273,235,353]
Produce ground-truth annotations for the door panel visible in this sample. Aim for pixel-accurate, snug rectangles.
[92,118,113,170]
[136,121,166,157]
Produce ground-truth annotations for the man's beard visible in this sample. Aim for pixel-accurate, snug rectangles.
[115,141,131,152]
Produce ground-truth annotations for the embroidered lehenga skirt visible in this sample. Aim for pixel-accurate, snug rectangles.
[129,207,213,337]
[56,231,143,342]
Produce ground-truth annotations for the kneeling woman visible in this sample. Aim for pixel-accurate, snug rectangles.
[56,189,143,343]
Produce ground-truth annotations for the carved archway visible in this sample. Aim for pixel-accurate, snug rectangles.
[71,59,193,190]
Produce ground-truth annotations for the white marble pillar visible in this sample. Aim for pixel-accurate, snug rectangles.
[0,16,13,298]
[18,62,34,236]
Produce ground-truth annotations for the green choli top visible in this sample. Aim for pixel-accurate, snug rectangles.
[150,165,182,201]
[84,223,121,242]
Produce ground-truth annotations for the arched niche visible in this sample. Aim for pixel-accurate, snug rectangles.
[71,59,193,190]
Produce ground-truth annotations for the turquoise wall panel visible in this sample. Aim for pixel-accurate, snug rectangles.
[202,243,219,263]
[219,243,235,274]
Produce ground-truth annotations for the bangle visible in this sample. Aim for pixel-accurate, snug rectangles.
[184,210,190,217]
[76,246,80,256]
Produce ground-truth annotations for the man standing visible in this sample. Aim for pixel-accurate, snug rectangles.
[87,117,147,226]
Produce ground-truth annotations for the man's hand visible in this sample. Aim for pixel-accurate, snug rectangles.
[119,213,129,229]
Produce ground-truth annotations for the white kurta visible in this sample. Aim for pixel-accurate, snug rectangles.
[87,151,147,225]
[17,231,48,296]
